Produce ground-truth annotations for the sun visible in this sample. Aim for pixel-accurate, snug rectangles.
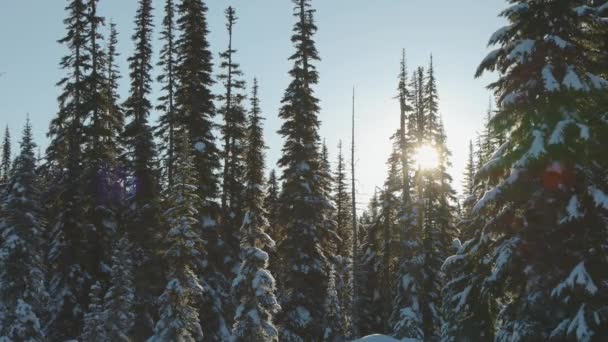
[413,144,440,170]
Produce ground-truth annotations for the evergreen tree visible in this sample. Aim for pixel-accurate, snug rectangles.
[1,126,10,184]
[174,0,218,204]
[276,1,334,340]
[0,119,47,342]
[104,21,124,150]
[390,51,425,341]
[355,206,385,337]
[122,1,163,337]
[103,235,136,341]
[81,0,123,294]
[81,282,108,342]
[149,136,205,342]
[444,1,608,340]
[322,266,345,342]
[231,79,280,342]
[46,1,92,338]
[156,0,179,190]
[174,1,228,338]
[264,169,281,244]
[332,140,353,336]
[218,6,248,280]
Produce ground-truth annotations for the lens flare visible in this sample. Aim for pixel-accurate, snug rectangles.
[413,144,440,170]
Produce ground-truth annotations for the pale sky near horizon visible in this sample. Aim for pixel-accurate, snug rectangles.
[0,0,506,210]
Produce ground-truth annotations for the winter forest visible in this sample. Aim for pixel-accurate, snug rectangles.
[1,0,608,341]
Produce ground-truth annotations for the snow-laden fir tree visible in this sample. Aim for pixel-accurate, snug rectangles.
[81,282,107,342]
[103,235,136,341]
[390,51,425,342]
[322,266,345,342]
[355,198,386,337]
[45,1,93,338]
[104,21,124,149]
[332,141,353,337]
[276,0,335,340]
[148,135,205,342]
[0,126,10,184]
[218,6,248,281]
[264,169,284,294]
[0,119,47,342]
[156,0,179,190]
[174,2,228,338]
[418,56,458,341]
[122,1,164,338]
[231,79,280,342]
[443,1,608,340]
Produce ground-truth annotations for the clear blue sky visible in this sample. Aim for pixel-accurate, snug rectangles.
[0,0,505,209]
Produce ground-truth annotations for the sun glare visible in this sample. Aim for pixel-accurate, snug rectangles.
[414,144,440,170]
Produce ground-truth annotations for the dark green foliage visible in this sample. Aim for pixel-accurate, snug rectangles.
[218,6,248,282]
[276,1,334,340]
[444,1,608,340]
[0,119,47,341]
[156,0,179,190]
[231,80,281,341]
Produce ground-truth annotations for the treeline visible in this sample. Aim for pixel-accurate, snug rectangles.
[1,0,608,342]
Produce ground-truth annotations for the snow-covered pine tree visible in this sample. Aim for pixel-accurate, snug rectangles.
[174,2,228,337]
[444,1,608,340]
[322,266,345,342]
[156,0,179,190]
[45,1,93,338]
[276,0,334,340]
[355,200,385,337]
[149,135,205,342]
[231,78,281,342]
[0,126,10,184]
[419,56,457,341]
[103,235,136,341]
[390,51,425,342]
[218,6,248,283]
[81,282,107,342]
[122,1,164,338]
[332,140,353,337]
[0,119,47,342]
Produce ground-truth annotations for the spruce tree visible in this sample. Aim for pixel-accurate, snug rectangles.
[81,282,107,342]
[81,0,123,292]
[156,0,179,190]
[103,235,136,341]
[231,79,280,342]
[355,203,385,337]
[174,3,227,337]
[149,135,205,342]
[444,1,608,340]
[322,266,345,342]
[332,140,353,337]
[264,169,281,244]
[122,1,163,337]
[46,1,91,338]
[390,51,425,341]
[218,6,248,280]
[0,119,47,342]
[276,1,334,340]
[174,0,218,204]
[0,126,10,184]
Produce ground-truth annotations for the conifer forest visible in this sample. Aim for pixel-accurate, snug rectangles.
[2,0,608,341]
